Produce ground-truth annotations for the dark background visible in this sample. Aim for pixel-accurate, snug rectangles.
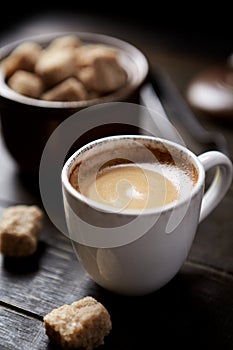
[1,4,232,58]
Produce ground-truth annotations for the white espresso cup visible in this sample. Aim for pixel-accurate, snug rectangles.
[61,135,232,296]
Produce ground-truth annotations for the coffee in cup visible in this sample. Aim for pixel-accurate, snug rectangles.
[69,138,198,212]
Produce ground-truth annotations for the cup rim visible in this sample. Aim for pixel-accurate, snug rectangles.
[61,135,205,215]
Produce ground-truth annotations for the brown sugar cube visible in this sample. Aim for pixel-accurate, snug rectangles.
[1,55,22,79]
[7,70,44,98]
[75,44,117,68]
[47,35,82,51]
[0,205,43,257]
[41,77,88,101]
[93,55,127,93]
[10,41,42,69]
[75,44,127,94]
[43,296,112,350]
[35,47,76,87]
[0,41,42,78]
[77,55,127,94]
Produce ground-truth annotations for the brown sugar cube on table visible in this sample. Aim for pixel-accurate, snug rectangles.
[0,205,43,257]
[43,296,112,350]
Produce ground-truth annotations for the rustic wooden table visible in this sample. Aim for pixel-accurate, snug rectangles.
[0,11,233,350]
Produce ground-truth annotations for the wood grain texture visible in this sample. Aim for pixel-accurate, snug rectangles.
[1,262,233,350]
[0,205,89,316]
[0,307,47,350]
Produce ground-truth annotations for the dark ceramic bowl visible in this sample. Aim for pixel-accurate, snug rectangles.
[0,32,149,176]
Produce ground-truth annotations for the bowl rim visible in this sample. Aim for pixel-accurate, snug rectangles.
[0,31,149,109]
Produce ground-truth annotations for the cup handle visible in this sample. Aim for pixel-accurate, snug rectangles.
[198,151,232,223]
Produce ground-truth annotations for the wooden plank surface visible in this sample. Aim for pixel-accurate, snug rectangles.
[1,262,233,349]
[0,203,89,316]
[0,307,47,350]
